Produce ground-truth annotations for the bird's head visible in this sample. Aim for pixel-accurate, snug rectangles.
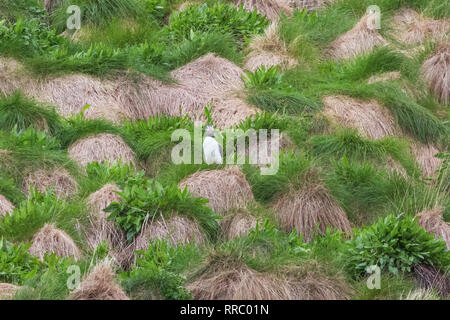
[205,125,215,137]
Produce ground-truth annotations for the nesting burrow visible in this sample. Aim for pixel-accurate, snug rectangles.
[28,223,81,261]
[0,283,21,300]
[323,95,400,139]
[421,44,449,105]
[417,207,449,250]
[68,133,136,168]
[272,183,352,241]
[116,215,205,269]
[86,184,126,251]
[244,22,297,72]
[22,168,78,198]
[410,142,443,177]
[413,264,450,298]
[188,259,351,300]
[231,0,292,21]
[178,167,254,214]
[392,8,449,46]
[69,259,129,300]
[220,213,259,240]
[0,194,15,216]
[328,13,387,60]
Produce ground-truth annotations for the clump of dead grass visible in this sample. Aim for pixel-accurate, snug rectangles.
[421,44,450,105]
[22,168,78,199]
[410,142,443,177]
[178,167,254,214]
[86,184,126,251]
[272,183,352,241]
[28,223,81,261]
[69,259,129,300]
[367,71,401,84]
[68,133,136,168]
[413,264,449,298]
[244,22,297,71]
[0,283,21,300]
[221,213,259,240]
[417,207,449,250]
[392,8,449,46]
[0,194,15,216]
[232,0,292,21]
[328,13,387,60]
[323,95,400,139]
[401,288,439,300]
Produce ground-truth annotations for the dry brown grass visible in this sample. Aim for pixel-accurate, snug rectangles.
[273,183,352,241]
[410,142,443,177]
[86,184,126,251]
[22,168,78,199]
[221,213,259,240]
[417,207,449,250]
[0,283,21,300]
[421,44,450,105]
[328,13,387,60]
[28,223,81,261]
[188,257,351,300]
[68,133,136,168]
[244,22,297,72]
[232,0,292,21]
[413,264,449,298]
[178,167,254,214]
[0,194,15,216]
[44,0,62,12]
[212,97,259,128]
[402,288,439,300]
[287,0,334,12]
[392,8,449,45]
[69,259,129,300]
[323,95,400,139]
[0,55,257,129]
[116,215,205,269]
[367,71,401,84]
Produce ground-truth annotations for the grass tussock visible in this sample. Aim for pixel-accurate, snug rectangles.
[220,213,259,240]
[417,207,450,250]
[68,133,136,168]
[273,183,352,241]
[421,44,450,105]
[69,259,129,300]
[232,0,292,21]
[413,264,449,298]
[0,194,15,216]
[0,283,21,300]
[178,167,254,214]
[28,223,81,261]
[22,168,78,199]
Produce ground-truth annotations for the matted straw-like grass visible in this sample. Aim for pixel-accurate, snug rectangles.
[68,133,136,168]
[178,167,254,214]
[221,213,259,240]
[410,142,443,177]
[212,97,259,128]
[172,53,245,96]
[367,71,401,84]
[328,13,387,60]
[28,224,81,261]
[0,283,20,300]
[273,183,352,241]
[86,184,126,250]
[22,168,78,199]
[402,288,439,300]
[413,264,449,298]
[323,95,400,139]
[392,8,449,45]
[69,259,129,300]
[232,0,292,21]
[0,194,15,216]
[244,22,297,72]
[421,44,450,105]
[116,215,205,269]
[417,207,449,250]
[188,258,351,300]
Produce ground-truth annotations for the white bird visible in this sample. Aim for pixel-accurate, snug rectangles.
[203,126,223,165]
